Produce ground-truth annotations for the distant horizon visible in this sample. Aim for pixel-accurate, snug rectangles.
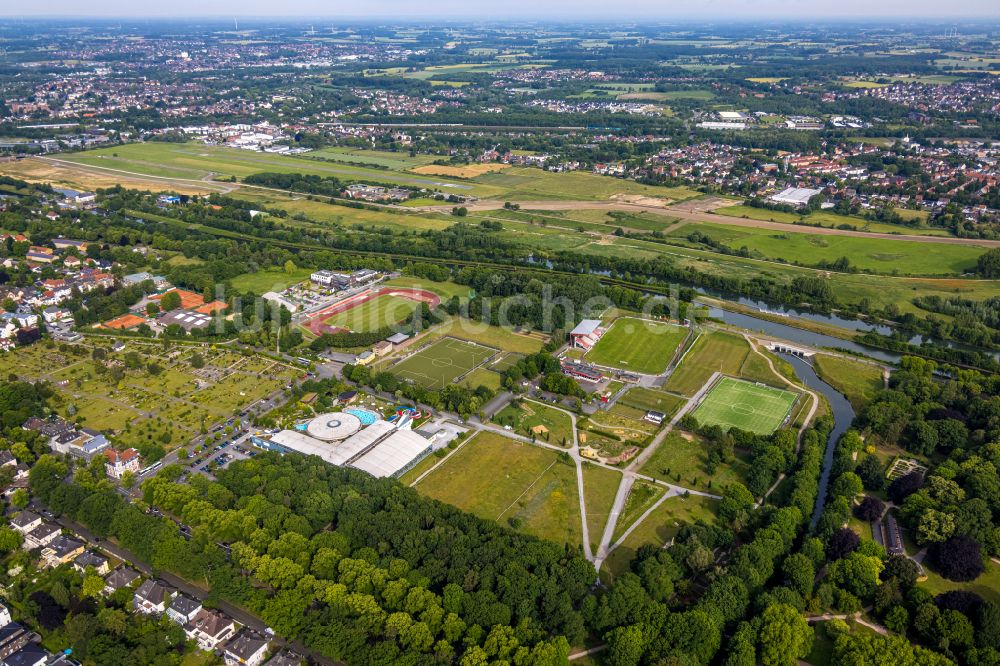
[5,1,1000,21]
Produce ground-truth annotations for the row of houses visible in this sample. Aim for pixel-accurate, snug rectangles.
[9,510,299,666]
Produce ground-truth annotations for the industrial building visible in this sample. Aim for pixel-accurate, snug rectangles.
[253,410,434,478]
[769,187,823,207]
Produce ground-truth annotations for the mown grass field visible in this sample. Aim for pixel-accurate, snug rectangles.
[416,431,582,546]
[601,494,719,580]
[229,268,312,294]
[422,317,547,354]
[670,222,982,275]
[639,430,750,490]
[712,204,944,236]
[690,376,798,434]
[585,318,688,375]
[813,354,885,410]
[582,463,623,553]
[392,337,497,390]
[618,387,686,417]
[665,331,750,396]
[322,293,420,332]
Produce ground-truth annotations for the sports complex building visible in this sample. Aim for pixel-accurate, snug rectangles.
[251,408,435,478]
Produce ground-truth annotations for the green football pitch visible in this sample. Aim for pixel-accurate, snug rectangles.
[392,337,498,390]
[584,317,688,375]
[690,376,797,435]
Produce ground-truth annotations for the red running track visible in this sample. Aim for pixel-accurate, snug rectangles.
[302,287,441,336]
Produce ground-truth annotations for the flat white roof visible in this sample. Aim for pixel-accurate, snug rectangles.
[306,412,362,441]
[771,187,822,205]
[349,429,432,478]
[570,319,602,337]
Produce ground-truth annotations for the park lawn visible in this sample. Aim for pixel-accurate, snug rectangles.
[417,431,581,546]
[582,463,624,554]
[612,481,666,542]
[493,399,576,447]
[918,560,1000,604]
[603,494,719,580]
[639,430,750,492]
[229,268,311,294]
[813,354,885,410]
[665,331,750,396]
[425,317,547,354]
[690,376,798,435]
[671,222,981,275]
[323,294,420,332]
[585,318,689,375]
[619,387,686,417]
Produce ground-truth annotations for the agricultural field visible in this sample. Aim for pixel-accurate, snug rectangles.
[411,163,511,178]
[639,430,750,491]
[664,331,750,396]
[415,431,582,546]
[469,166,702,202]
[585,318,689,375]
[391,337,497,389]
[669,222,982,275]
[321,293,420,332]
[689,376,798,435]
[493,399,575,447]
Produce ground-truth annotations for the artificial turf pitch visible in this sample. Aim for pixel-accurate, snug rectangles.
[392,337,497,390]
[689,376,797,435]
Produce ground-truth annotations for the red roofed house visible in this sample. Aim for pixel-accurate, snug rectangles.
[104,448,140,480]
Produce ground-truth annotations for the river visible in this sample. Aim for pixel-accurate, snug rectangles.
[777,353,857,530]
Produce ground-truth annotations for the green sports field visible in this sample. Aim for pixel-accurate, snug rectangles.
[585,318,688,375]
[322,294,420,332]
[392,337,498,389]
[689,376,797,434]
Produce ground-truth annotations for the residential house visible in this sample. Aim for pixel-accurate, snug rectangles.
[263,652,304,666]
[133,579,174,615]
[3,642,50,666]
[41,535,85,568]
[22,523,59,551]
[103,567,142,596]
[9,512,41,535]
[41,307,71,324]
[184,609,236,650]
[166,595,202,626]
[223,630,270,666]
[104,448,140,479]
[73,550,110,575]
[0,624,30,662]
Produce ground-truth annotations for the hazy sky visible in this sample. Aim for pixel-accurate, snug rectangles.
[8,0,1000,19]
